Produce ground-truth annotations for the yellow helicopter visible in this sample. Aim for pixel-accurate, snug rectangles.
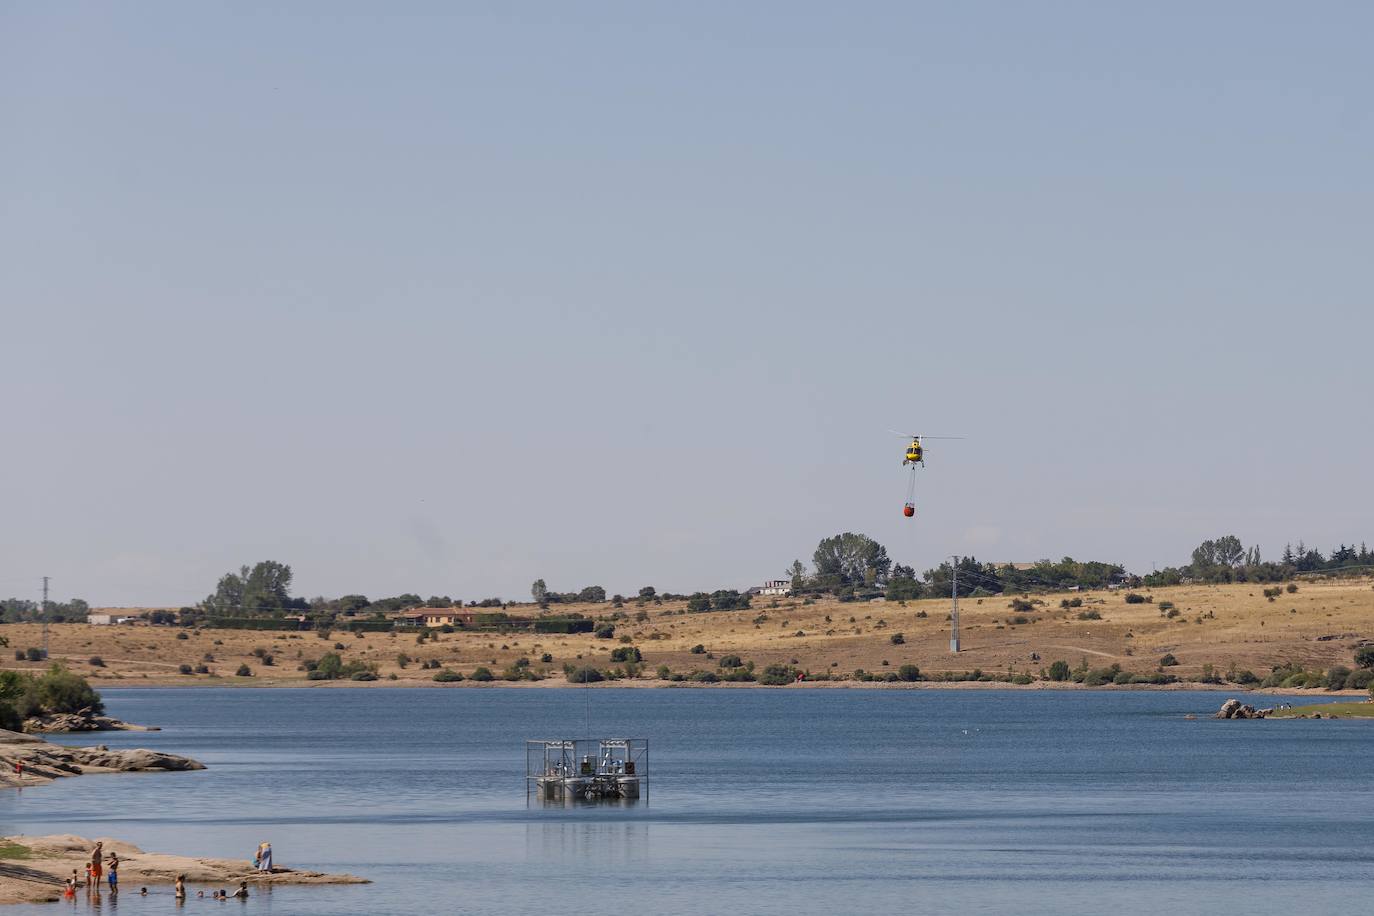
[890,431,964,517]
[892,432,964,467]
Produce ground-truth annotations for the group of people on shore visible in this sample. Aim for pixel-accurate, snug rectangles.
[61,840,273,901]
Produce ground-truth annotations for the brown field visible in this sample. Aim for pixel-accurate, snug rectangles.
[3,578,1371,690]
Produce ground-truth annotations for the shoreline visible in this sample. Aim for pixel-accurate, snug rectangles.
[0,730,203,789]
[0,835,367,905]
[72,678,1372,696]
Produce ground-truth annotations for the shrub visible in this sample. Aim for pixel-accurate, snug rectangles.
[897,664,920,682]
[175,631,189,640]
[433,669,464,682]
[1165,608,1180,619]
[315,653,343,679]
[609,646,642,663]
[1047,660,1070,681]
[13,650,22,661]
[757,664,795,686]
[178,664,193,675]
[593,625,616,639]
[1286,583,1298,594]
[1009,598,1034,613]
[471,666,495,682]
[1059,597,1083,609]
[1157,601,1175,613]
[655,665,671,679]
[194,664,210,674]
[395,653,411,669]
[1123,593,1148,604]
[87,656,105,667]
[1325,665,1352,690]
[1076,610,1102,620]
[1354,646,1374,670]
[235,664,252,677]
[566,666,603,683]
[540,653,553,663]
[24,648,43,662]
[889,632,905,645]
[1159,654,1179,667]
[1011,674,1034,685]
[718,655,743,669]
[1232,669,1259,685]
[1344,668,1374,691]
[1082,665,1121,687]
[351,670,378,681]
[690,670,719,683]
[690,644,706,654]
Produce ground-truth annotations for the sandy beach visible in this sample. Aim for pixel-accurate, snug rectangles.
[0,835,368,905]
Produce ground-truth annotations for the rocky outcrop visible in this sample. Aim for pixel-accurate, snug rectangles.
[22,707,157,733]
[1214,698,1273,719]
[0,729,203,787]
[0,835,368,905]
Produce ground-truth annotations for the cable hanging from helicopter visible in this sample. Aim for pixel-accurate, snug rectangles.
[890,432,965,518]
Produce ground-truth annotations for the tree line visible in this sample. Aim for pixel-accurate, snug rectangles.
[1142,536,1374,587]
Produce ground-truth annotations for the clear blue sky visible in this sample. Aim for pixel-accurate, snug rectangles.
[3,2,1369,606]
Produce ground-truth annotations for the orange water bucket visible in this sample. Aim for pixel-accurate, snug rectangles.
[902,504,915,517]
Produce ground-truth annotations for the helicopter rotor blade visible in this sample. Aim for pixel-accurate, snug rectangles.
[887,430,966,439]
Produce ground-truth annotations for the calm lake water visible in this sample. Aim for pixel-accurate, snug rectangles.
[3,687,1372,915]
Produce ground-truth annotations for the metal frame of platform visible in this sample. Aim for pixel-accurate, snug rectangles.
[526,738,649,804]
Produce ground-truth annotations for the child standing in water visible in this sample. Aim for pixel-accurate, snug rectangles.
[105,851,119,893]
[174,874,186,900]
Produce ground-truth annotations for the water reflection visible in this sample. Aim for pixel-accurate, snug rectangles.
[525,822,650,867]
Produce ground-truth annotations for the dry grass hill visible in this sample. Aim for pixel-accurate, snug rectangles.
[3,578,1371,690]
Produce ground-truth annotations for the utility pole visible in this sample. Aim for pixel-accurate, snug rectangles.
[41,576,50,659]
[949,556,960,654]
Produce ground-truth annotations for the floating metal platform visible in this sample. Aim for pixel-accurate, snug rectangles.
[526,738,648,804]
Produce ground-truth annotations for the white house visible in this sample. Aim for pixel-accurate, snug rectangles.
[87,613,114,626]
[759,579,790,596]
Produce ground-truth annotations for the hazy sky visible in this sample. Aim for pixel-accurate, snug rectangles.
[3,2,1370,607]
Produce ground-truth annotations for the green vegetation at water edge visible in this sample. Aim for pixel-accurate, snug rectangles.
[0,665,104,730]
[0,842,33,860]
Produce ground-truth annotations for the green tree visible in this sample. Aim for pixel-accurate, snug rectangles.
[1047,660,1071,681]
[531,579,549,608]
[787,559,807,592]
[812,534,891,587]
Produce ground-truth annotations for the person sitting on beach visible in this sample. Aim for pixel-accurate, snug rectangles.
[232,881,249,899]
